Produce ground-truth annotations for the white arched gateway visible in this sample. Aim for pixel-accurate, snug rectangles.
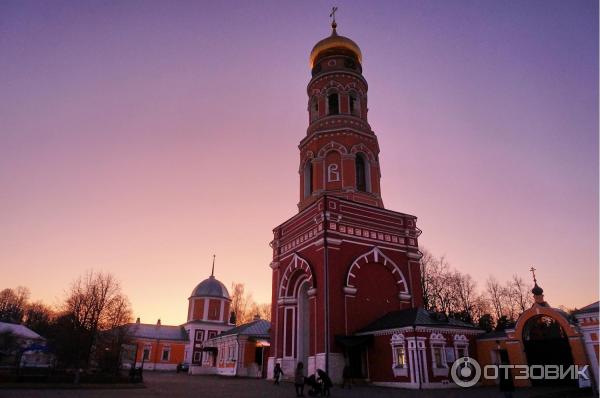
[275,254,317,377]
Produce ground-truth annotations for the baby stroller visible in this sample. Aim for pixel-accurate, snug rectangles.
[305,374,323,397]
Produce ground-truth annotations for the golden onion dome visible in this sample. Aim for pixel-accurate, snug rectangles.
[309,22,362,68]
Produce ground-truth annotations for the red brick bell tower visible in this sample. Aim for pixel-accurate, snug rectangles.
[268,17,423,383]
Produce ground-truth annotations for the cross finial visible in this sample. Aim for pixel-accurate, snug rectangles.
[529,266,537,283]
[329,6,338,31]
[211,254,216,277]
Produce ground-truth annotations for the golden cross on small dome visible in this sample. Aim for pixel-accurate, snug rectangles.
[330,6,338,30]
[529,266,537,283]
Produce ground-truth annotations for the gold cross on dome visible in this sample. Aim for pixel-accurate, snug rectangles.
[330,6,338,24]
[529,266,537,283]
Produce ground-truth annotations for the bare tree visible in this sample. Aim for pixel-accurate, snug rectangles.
[486,276,504,319]
[429,256,458,315]
[471,294,493,325]
[420,251,466,317]
[58,270,132,367]
[23,301,54,336]
[508,275,533,314]
[230,282,253,325]
[452,272,477,322]
[0,287,30,323]
[230,282,271,324]
[419,249,436,311]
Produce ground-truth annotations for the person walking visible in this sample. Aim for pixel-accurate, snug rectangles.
[294,362,305,397]
[273,363,284,385]
[317,369,332,397]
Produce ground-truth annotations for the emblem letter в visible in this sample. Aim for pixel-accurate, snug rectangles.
[328,163,340,182]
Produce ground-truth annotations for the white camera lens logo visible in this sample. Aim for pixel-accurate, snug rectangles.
[450,357,481,388]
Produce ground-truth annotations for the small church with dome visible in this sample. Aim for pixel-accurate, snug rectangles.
[123,260,271,378]
[184,260,234,373]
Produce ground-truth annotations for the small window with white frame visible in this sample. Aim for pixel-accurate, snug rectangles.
[390,333,408,377]
[453,334,469,361]
[143,346,151,361]
[161,346,171,362]
[430,332,448,376]
[394,346,406,368]
[432,345,444,367]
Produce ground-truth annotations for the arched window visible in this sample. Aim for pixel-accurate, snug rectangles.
[348,92,360,116]
[310,97,319,122]
[327,92,339,115]
[356,154,367,192]
[303,161,313,198]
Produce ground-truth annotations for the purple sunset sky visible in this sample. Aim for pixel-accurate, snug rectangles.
[0,0,598,324]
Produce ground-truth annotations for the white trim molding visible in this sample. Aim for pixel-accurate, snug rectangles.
[345,246,409,295]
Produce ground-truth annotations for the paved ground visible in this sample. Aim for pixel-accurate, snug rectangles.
[0,372,592,398]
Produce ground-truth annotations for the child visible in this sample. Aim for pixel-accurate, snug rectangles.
[273,363,284,385]
[294,362,305,397]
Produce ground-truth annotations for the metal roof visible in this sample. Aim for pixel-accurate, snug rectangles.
[126,323,188,341]
[357,308,480,334]
[573,301,599,316]
[0,321,45,340]
[217,319,271,338]
[190,276,230,299]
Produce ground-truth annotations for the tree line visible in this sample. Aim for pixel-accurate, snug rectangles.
[420,248,534,332]
[0,270,132,371]
[0,274,272,370]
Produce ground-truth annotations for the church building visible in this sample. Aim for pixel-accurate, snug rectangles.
[124,264,234,372]
[123,263,271,378]
[267,17,483,388]
[184,262,235,374]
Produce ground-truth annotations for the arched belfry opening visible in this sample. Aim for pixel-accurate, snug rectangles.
[327,91,339,115]
[348,91,360,116]
[355,153,370,192]
[355,155,365,191]
[303,161,313,198]
[310,97,319,122]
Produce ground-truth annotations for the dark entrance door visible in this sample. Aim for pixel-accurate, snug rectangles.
[523,316,575,386]
[336,335,372,379]
[348,346,366,379]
